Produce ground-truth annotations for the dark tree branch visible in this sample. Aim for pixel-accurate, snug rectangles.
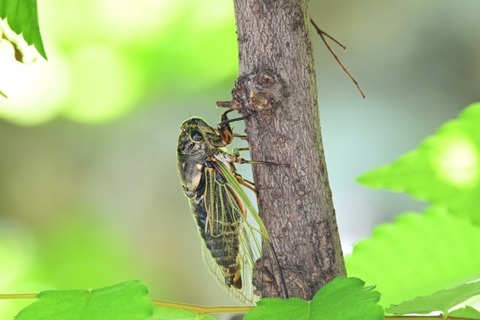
[228,0,346,300]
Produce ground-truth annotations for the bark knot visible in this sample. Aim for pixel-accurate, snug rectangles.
[224,69,287,116]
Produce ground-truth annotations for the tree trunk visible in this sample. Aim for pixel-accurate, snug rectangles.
[230,0,346,300]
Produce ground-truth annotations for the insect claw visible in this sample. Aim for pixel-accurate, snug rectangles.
[248,159,279,166]
[273,162,290,167]
[234,134,248,140]
[232,268,243,289]
[234,173,256,193]
[220,116,247,127]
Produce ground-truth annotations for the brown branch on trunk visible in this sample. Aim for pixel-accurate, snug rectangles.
[310,19,366,98]
[225,0,346,300]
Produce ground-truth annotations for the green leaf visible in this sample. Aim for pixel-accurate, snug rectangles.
[245,277,384,320]
[358,102,480,225]
[15,280,153,320]
[0,0,47,59]
[345,207,480,308]
[449,306,480,319]
[386,281,480,316]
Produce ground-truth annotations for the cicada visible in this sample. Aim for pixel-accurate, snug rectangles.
[176,110,285,304]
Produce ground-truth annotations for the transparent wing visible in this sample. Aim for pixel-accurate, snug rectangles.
[199,159,271,304]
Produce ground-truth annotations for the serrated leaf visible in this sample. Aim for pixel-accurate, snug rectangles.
[386,281,480,315]
[345,207,480,307]
[244,277,383,320]
[15,280,153,320]
[0,0,47,59]
[358,102,480,225]
[449,306,480,319]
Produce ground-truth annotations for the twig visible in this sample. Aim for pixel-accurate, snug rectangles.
[310,18,366,99]
[0,293,37,299]
[151,299,253,315]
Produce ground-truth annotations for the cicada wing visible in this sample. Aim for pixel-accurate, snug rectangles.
[214,160,278,302]
[215,161,270,240]
[199,235,259,305]
[198,161,267,304]
[216,160,289,300]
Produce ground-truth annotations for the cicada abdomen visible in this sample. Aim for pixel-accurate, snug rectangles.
[193,157,245,289]
[176,112,280,303]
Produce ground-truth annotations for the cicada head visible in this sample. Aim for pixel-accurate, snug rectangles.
[177,118,225,159]
[177,117,224,197]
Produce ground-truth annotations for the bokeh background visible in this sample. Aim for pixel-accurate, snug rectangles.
[0,0,479,316]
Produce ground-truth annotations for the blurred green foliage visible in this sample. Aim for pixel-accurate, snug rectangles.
[0,0,237,124]
[359,103,480,224]
[348,103,480,307]
[0,213,140,319]
[0,1,238,318]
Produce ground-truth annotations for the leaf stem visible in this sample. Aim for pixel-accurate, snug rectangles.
[151,299,253,315]
[386,316,468,320]
[0,294,253,315]
[0,294,37,299]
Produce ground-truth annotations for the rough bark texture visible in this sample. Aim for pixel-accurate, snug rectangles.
[231,0,346,300]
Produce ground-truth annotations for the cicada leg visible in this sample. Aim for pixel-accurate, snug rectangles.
[233,172,256,194]
[225,153,276,195]
[232,147,250,159]
[233,134,248,141]
[217,109,249,146]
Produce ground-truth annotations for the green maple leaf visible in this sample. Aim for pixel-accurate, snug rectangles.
[245,277,383,320]
[15,280,152,320]
[0,0,47,59]
[358,102,480,225]
[386,281,480,316]
[346,207,480,307]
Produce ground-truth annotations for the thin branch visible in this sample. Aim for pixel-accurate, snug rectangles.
[0,294,253,315]
[314,26,347,50]
[0,293,37,299]
[386,316,471,320]
[310,18,366,98]
[151,299,253,315]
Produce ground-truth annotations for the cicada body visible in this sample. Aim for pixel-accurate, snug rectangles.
[176,113,274,303]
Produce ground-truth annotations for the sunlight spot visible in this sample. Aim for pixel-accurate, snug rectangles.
[62,45,143,123]
[96,0,180,43]
[433,135,479,187]
[0,25,70,125]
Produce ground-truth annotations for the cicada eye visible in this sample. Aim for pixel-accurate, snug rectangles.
[190,129,203,142]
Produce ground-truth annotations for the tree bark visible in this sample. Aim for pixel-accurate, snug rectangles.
[230,0,346,300]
